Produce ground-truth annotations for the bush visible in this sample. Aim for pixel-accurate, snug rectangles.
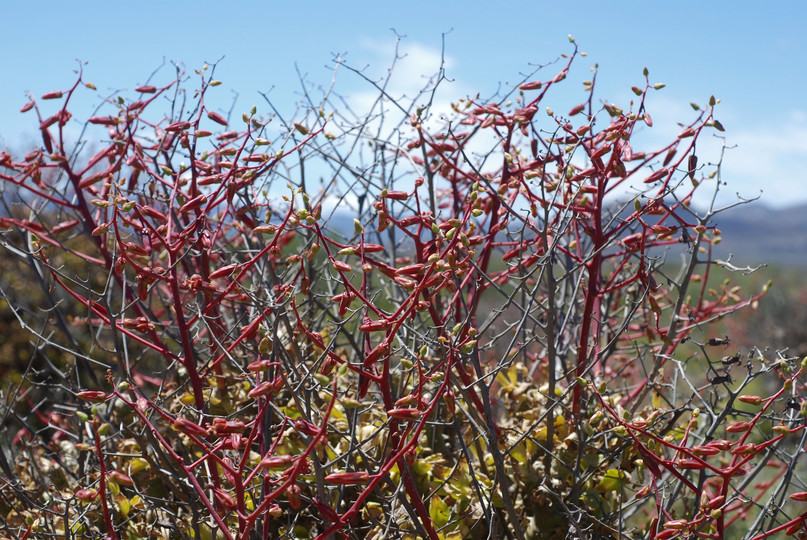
[0,42,800,539]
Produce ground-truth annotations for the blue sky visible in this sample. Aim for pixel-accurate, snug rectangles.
[2,1,806,207]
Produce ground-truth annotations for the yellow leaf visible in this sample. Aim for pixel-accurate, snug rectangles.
[115,493,129,518]
[107,479,120,496]
[597,469,628,492]
[129,457,150,474]
[510,442,528,464]
[652,390,665,410]
[495,364,519,391]
[429,496,451,528]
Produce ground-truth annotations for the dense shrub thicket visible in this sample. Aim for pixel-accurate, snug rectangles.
[0,42,802,539]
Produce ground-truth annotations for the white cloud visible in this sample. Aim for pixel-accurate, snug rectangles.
[718,110,807,208]
[629,95,807,209]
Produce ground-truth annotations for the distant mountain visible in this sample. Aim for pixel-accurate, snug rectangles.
[319,200,807,268]
[711,202,807,267]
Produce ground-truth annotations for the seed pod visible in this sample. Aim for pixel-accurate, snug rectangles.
[359,318,390,332]
[387,408,421,421]
[40,114,59,130]
[248,379,279,399]
[108,471,135,486]
[443,389,456,414]
[569,103,586,116]
[75,489,98,502]
[363,343,389,367]
[519,81,542,90]
[208,264,238,280]
[312,497,340,522]
[137,276,148,302]
[361,243,385,253]
[677,459,707,470]
[286,484,301,510]
[77,391,107,403]
[396,264,424,276]
[688,154,698,180]
[260,455,294,470]
[691,445,720,457]
[211,418,245,435]
[207,111,228,126]
[384,190,409,201]
[786,521,804,535]
[730,443,757,455]
[213,488,236,510]
[247,358,277,372]
[725,421,751,433]
[737,395,762,406]
[643,168,668,184]
[172,418,209,438]
[179,194,207,213]
[165,121,191,133]
[324,471,370,485]
[664,519,689,530]
[294,419,319,437]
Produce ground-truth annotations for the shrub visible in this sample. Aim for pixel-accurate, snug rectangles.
[0,42,799,539]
